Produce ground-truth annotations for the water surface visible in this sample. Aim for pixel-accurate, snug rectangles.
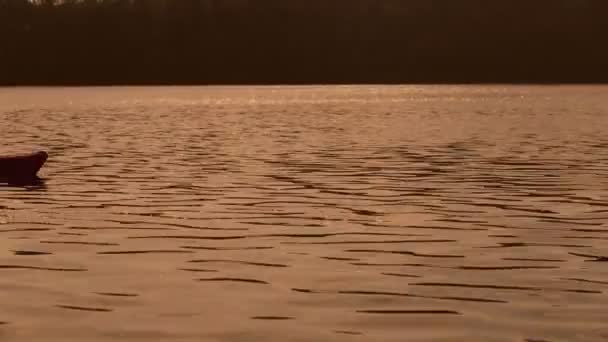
[1,85,608,341]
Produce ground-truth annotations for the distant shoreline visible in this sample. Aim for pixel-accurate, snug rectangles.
[2,81,608,88]
[4,1,607,89]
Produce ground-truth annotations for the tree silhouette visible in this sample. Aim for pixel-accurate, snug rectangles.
[1,0,607,85]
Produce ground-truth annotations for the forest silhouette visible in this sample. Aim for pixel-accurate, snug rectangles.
[1,0,607,85]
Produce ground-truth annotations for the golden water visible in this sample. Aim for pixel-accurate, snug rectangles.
[1,86,608,341]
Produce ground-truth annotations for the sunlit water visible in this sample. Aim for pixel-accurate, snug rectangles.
[1,85,607,342]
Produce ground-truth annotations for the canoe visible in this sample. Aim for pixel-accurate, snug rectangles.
[0,151,48,180]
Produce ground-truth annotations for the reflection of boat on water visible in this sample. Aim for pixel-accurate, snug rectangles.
[0,151,48,180]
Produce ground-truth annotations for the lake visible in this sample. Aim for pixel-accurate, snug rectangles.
[1,85,608,341]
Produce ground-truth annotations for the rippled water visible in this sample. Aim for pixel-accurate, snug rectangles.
[1,85,608,341]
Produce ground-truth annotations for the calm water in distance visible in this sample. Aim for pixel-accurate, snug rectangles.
[1,85,608,342]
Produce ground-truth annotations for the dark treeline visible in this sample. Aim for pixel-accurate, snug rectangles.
[1,0,607,85]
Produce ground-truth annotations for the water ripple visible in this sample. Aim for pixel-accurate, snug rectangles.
[2,85,608,341]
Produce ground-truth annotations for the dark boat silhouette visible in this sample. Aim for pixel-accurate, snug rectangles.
[0,151,48,180]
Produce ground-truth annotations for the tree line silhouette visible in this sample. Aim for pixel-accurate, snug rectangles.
[1,0,607,85]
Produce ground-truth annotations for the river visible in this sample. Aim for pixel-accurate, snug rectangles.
[1,85,607,341]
